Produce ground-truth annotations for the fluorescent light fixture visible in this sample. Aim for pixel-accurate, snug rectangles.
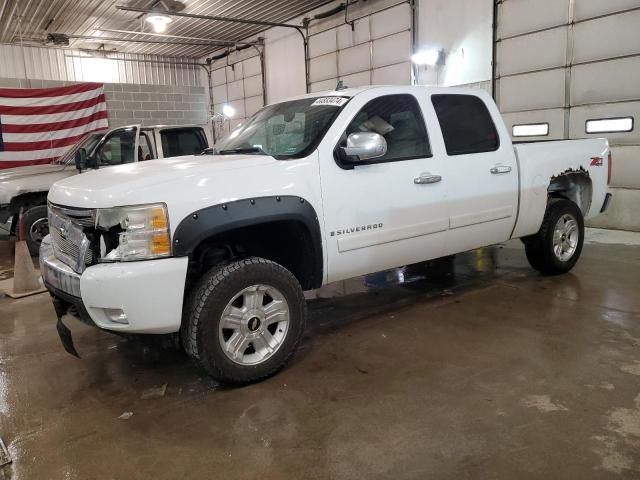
[222,104,235,118]
[586,117,634,134]
[145,13,173,33]
[411,48,443,67]
[513,123,549,137]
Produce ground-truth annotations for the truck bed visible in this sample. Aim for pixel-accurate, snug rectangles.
[511,138,610,239]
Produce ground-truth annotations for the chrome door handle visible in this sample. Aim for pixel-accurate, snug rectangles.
[414,173,442,185]
[491,164,512,174]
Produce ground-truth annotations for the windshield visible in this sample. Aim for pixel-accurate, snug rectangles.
[51,132,106,165]
[217,96,349,159]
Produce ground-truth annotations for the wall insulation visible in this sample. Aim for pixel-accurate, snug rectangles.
[0,43,202,86]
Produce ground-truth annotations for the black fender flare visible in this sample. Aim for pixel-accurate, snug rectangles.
[172,196,323,285]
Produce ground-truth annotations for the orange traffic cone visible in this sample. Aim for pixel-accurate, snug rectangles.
[3,208,46,298]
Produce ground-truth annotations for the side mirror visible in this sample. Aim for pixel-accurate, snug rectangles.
[341,132,387,162]
[74,148,87,172]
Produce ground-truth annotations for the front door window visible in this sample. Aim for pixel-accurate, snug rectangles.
[94,128,137,166]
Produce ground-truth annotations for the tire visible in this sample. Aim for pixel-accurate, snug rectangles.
[182,257,306,384]
[524,198,584,275]
[523,238,545,272]
[22,205,49,256]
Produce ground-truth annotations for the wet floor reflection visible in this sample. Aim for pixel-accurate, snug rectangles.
[2,239,640,479]
[313,245,504,298]
[302,245,514,337]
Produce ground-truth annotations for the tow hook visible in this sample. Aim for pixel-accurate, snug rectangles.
[51,296,80,358]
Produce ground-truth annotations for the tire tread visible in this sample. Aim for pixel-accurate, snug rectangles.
[182,257,306,384]
[524,198,584,275]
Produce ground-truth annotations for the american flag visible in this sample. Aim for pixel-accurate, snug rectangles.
[0,83,109,169]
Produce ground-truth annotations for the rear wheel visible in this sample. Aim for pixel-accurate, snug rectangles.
[22,205,49,256]
[524,198,584,275]
[182,257,306,384]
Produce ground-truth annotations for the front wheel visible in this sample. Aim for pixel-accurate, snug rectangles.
[524,198,584,275]
[22,205,49,256]
[182,257,306,384]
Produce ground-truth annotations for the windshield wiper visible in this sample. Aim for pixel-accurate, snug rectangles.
[218,147,267,155]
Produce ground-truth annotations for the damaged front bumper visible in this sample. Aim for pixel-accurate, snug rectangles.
[40,233,188,356]
[39,235,95,356]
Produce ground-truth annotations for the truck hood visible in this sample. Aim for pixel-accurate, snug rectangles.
[0,163,72,205]
[48,154,283,209]
[0,163,67,182]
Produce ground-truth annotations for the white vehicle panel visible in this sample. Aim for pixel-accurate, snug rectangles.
[316,86,448,283]
[512,138,610,239]
[0,165,73,204]
[433,90,520,255]
[49,153,328,281]
[80,256,188,333]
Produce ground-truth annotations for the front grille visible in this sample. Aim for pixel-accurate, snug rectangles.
[48,203,94,272]
[50,225,93,265]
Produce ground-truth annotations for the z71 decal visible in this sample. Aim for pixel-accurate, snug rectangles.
[590,157,604,166]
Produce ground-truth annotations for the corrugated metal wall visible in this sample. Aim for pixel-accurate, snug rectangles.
[0,43,202,86]
[210,48,265,135]
[495,0,640,231]
[307,1,413,92]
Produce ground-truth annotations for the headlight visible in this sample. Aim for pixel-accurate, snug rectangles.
[95,203,171,261]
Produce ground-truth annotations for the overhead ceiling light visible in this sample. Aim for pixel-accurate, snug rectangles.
[411,48,445,67]
[145,13,173,33]
[222,104,235,118]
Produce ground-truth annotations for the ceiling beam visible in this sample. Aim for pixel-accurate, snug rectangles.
[115,5,303,30]
[55,33,241,48]
[99,28,262,46]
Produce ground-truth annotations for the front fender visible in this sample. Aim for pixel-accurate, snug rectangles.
[172,196,323,286]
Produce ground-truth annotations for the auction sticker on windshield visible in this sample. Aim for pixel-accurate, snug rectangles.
[311,97,349,107]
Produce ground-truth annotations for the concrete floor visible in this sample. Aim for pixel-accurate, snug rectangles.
[1,233,639,479]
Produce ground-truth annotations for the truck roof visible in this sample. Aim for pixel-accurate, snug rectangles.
[282,84,491,103]
[141,124,206,129]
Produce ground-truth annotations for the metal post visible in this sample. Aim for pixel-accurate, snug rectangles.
[492,0,499,100]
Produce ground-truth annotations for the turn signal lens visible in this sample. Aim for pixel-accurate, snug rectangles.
[151,233,171,256]
[150,206,168,230]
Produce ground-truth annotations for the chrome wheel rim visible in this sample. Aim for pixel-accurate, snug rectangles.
[29,218,49,244]
[552,213,579,262]
[218,284,290,365]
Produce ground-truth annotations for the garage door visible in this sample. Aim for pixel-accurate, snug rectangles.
[308,2,413,92]
[495,0,640,230]
[211,52,265,135]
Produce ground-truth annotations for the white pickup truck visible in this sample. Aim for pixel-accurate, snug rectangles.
[0,124,209,254]
[41,86,612,384]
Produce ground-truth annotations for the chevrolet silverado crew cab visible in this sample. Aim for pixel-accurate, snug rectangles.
[41,86,612,384]
[0,124,209,254]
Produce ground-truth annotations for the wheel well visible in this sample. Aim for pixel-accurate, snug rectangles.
[187,220,322,291]
[547,170,592,216]
[6,192,48,235]
[8,191,48,214]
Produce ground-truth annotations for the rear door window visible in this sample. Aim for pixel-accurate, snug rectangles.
[161,128,207,157]
[431,94,499,155]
